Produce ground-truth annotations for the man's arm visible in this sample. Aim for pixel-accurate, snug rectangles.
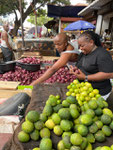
[31,53,71,85]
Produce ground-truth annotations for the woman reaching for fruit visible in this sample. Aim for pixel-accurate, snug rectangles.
[69,31,113,100]
[31,32,80,86]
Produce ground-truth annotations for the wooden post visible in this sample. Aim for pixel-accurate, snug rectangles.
[19,0,25,48]
[35,13,38,38]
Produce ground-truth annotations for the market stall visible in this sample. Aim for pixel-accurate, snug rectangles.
[2,83,113,150]
[15,38,54,50]
[0,36,113,150]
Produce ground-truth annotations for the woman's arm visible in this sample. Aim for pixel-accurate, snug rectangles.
[86,72,113,81]
[31,53,71,85]
[70,69,113,81]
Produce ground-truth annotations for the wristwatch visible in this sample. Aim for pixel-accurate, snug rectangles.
[85,75,88,82]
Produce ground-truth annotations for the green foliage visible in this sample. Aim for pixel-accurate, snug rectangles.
[0,0,27,15]
[0,0,17,15]
[27,15,53,26]
[0,0,70,35]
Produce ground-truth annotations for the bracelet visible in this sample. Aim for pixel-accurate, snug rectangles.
[84,75,88,82]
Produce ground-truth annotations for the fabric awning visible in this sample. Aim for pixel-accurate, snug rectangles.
[47,4,86,18]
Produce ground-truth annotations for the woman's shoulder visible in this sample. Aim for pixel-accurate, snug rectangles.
[96,46,106,52]
[95,47,109,56]
[66,43,74,51]
[96,47,112,58]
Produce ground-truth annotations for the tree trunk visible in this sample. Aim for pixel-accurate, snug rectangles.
[12,1,46,36]
[13,20,21,36]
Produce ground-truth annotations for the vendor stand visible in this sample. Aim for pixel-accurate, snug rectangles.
[0,31,113,149]
[2,82,113,150]
[15,38,55,51]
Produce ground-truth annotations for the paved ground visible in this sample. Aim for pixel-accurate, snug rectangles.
[0,114,20,150]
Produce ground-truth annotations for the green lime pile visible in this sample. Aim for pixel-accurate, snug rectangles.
[18,110,40,143]
[94,144,113,150]
[66,79,101,106]
[17,81,113,150]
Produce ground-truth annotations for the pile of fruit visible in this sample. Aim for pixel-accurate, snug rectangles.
[66,80,101,106]
[94,145,113,150]
[18,57,41,64]
[17,80,113,150]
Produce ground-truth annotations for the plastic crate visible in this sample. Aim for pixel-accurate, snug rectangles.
[16,61,40,71]
[0,61,16,73]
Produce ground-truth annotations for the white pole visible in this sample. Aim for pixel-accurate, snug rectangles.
[95,15,103,35]
[59,17,61,33]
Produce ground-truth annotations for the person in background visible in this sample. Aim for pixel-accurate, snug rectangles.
[31,32,80,86]
[102,29,111,42]
[9,29,14,39]
[70,31,113,100]
[102,29,112,51]
[70,34,76,42]
[1,23,14,62]
[70,34,79,53]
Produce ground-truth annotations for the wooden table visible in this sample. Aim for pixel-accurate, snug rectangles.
[0,81,32,98]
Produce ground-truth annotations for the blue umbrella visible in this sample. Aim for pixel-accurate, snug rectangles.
[64,20,95,31]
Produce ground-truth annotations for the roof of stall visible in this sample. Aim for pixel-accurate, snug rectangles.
[78,0,112,16]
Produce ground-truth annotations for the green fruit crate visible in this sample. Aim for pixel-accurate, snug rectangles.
[18,85,33,90]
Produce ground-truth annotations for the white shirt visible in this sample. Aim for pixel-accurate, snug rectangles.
[1,31,14,48]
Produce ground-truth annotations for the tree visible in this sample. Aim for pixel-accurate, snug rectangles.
[27,9,53,26]
[27,12,53,26]
[0,0,70,35]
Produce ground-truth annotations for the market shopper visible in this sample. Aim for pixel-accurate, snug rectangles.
[1,23,14,62]
[31,32,80,86]
[69,31,113,100]
[102,29,111,42]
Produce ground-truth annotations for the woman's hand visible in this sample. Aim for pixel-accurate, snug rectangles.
[69,66,85,80]
[75,69,85,80]
[69,65,75,74]
[69,65,78,75]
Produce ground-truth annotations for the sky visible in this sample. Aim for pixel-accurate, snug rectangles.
[70,0,87,5]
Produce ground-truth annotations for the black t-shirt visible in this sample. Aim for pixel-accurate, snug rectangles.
[76,47,113,95]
